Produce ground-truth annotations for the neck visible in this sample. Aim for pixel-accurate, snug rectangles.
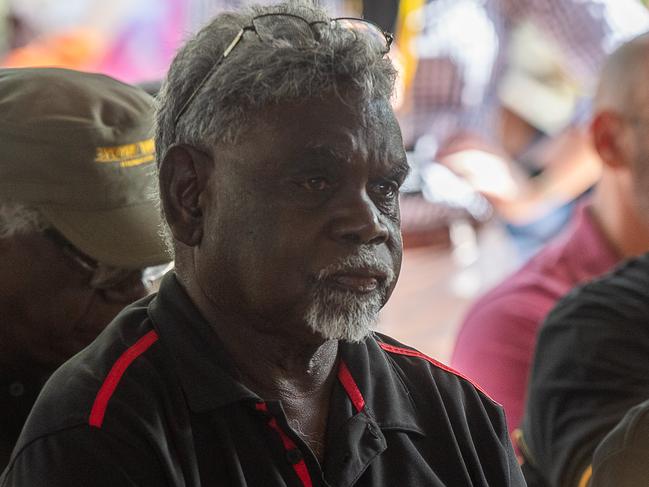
[591,173,649,258]
[217,321,340,401]
[179,271,340,400]
[178,269,342,463]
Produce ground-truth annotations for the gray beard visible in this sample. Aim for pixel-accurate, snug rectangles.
[304,285,383,342]
[304,250,395,343]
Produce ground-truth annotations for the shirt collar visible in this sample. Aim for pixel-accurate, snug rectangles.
[338,336,426,436]
[555,202,619,280]
[148,273,259,412]
[148,274,424,435]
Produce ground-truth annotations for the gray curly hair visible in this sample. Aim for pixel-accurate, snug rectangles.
[0,201,48,239]
[155,0,397,159]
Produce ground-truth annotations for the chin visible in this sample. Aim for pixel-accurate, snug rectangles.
[304,288,381,343]
[312,322,373,343]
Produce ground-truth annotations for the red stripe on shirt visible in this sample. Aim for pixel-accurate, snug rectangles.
[89,330,159,428]
[377,341,498,403]
[255,402,313,487]
[337,360,365,413]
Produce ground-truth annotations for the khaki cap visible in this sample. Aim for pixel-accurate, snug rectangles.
[0,67,169,268]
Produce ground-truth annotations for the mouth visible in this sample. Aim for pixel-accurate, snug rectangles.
[327,269,387,294]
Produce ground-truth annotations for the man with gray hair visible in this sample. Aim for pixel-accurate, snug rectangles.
[1,2,524,485]
[0,67,170,471]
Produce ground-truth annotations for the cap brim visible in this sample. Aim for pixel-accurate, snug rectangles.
[39,202,171,269]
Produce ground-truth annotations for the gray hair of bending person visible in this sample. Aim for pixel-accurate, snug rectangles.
[0,202,48,239]
[155,0,397,159]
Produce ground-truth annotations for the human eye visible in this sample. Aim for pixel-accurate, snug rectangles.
[369,180,399,200]
[297,176,333,192]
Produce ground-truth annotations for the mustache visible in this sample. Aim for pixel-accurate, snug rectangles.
[315,248,395,285]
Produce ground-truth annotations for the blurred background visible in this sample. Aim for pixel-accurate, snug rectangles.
[1,0,648,361]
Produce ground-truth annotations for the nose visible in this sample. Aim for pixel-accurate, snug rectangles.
[329,189,390,246]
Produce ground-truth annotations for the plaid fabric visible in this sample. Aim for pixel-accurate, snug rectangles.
[398,0,649,149]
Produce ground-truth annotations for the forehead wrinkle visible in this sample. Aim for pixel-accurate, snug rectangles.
[299,140,402,184]
[302,143,353,165]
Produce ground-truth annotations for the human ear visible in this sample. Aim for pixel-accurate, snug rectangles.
[158,144,212,246]
[591,111,628,169]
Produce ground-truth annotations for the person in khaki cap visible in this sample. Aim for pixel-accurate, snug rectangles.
[0,67,170,470]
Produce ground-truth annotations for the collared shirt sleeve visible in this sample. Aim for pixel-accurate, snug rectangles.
[521,257,649,487]
[1,425,166,487]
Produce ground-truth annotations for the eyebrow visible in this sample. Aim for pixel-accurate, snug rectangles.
[300,144,411,178]
[299,145,351,165]
[391,157,411,183]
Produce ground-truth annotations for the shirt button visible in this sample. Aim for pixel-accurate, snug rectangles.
[9,382,24,397]
[367,423,380,439]
[286,448,303,465]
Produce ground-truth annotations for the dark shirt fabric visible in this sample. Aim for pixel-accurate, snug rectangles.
[0,371,48,471]
[591,397,649,487]
[1,273,525,487]
[520,252,649,487]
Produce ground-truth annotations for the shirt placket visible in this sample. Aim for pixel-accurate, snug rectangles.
[254,401,318,487]
[252,360,387,487]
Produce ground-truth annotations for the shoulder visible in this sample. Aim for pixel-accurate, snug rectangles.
[460,239,578,332]
[531,255,649,378]
[592,399,649,486]
[453,252,570,361]
[1,423,160,487]
[9,298,173,466]
[372,333,501,409]
[544,254,649,333]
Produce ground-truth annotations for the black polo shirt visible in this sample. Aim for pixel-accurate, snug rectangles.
[1,274,524,486]
[591,397,649,486]
[520,252,649,487]
[0,371,48,471]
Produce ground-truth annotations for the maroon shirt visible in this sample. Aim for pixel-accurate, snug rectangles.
[450,204,618,439]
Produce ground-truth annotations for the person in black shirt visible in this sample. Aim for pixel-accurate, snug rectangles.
[520,253,649,487]
[590,397,649,486]
[1,2,525,485]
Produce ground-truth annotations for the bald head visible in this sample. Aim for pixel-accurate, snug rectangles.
[589,31,649,258]
[595,32,649,113]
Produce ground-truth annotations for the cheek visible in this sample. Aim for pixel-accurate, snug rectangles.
[3,254,86,323]
[17,258,115,332]
[389,229,403,286]
[3,277,95,368]
[197,202,313,310]
[0,238,127,368]
[242,215,322,306]
[631,150,649,212]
